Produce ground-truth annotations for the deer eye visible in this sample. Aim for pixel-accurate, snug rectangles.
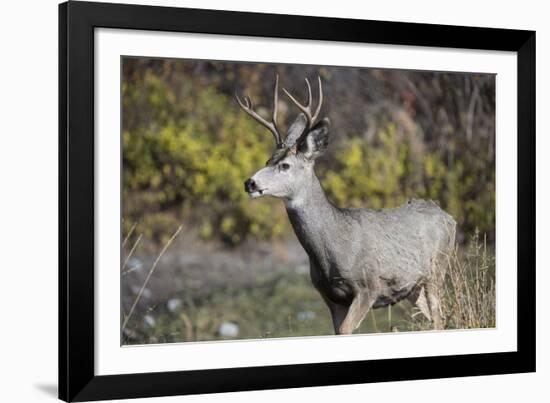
[279,163,290,172]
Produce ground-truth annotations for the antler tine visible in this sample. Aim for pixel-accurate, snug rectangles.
[271,74,283,140]
[235,76,283,147]
[283,76,323,129]
[305,78,312,108]
[282,86,311,125]
[312,76,323,123]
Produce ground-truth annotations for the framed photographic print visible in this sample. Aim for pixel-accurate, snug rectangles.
[59,1,535,401]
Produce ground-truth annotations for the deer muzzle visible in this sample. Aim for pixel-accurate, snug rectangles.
[244,178,265,198]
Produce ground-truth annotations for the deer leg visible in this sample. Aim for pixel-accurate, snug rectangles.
[338,291,374,335]
[425,284,444,330]
[319,293,349,334]
[329,303,349,335]
[409,285,432,321]
[425,256,446,330]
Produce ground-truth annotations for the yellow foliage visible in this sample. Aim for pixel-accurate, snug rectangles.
[123,68,495,245]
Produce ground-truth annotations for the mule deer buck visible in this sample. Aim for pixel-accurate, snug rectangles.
[237,75,456,333]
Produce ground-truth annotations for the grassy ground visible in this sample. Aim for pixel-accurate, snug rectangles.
[122,231,495,345]
[122,271,415,345]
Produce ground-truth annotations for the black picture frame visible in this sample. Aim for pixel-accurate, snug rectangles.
[59,1,536,401]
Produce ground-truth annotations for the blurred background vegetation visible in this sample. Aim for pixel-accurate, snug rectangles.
[121,57,496,345]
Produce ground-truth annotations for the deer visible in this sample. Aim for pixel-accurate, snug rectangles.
[236,75,456,334]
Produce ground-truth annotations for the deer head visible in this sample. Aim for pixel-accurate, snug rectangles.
[237,76,330,200]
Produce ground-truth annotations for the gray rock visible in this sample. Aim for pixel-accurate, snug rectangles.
[218,321,239,338]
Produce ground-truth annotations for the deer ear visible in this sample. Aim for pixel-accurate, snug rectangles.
[299,118,330,160]
[283,113,308,148]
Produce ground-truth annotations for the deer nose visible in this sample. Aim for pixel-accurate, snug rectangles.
[244,178,257,193]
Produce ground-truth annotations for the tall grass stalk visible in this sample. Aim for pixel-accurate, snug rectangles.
[122,225,183,333]
[122,222,137,248]
[122,233,142,274]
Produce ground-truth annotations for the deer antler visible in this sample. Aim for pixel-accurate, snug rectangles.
[235,75,283,148]
[283,76,323,130]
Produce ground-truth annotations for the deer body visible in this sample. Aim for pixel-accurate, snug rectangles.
[238,76,456,333]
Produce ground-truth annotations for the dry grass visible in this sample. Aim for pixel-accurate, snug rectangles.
[410,230,496,331]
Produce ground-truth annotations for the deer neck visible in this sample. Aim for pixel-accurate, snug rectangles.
[284,169,341,258]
